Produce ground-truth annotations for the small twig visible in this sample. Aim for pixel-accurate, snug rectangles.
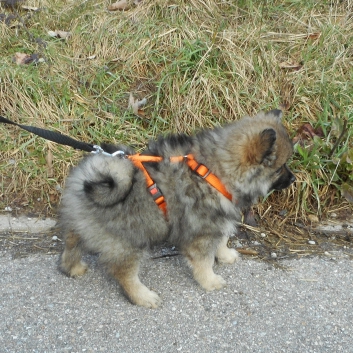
[10,236,39,240]
[236,248,258,256]
[239,223,261,233]
[33,245,47,250]
[152,253,180,259]
[270,229,286,239]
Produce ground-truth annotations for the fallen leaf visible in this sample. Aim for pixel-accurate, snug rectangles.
[13,53,29,64]
[13,52,42,65]
[48,30,71,39]
[279,60,303,71]
[292,123,324,145]
[301,124,324,138]
[108,0,131,11]
[307,32,321,40]
[13,52,28,65]
[128,93,147,116]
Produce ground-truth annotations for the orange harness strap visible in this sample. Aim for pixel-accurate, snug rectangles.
[127,154,167,214]
[127,154,232,215]
[182,155,233,201]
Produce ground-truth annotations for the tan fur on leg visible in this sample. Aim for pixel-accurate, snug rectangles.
[59,231,88,277]
[216,235,240,264]
[184,241,227,291]
[190,256,226,291]
[108,257,161,308]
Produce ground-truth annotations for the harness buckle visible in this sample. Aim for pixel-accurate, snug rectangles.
[194,163,211,179]
[148,183,163,202]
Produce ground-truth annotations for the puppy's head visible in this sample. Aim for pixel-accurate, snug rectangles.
[224,109,295,202]
[243,109,295,191]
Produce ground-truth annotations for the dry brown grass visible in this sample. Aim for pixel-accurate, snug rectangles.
[0,0,352,223]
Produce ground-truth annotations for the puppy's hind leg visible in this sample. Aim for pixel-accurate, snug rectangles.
[59,231,88,277]
[183,237,227,291]
[106,252,161,309]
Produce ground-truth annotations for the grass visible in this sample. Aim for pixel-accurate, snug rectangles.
[0,0,352,223]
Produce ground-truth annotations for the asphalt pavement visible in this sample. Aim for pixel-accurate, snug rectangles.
[0,214,353,353]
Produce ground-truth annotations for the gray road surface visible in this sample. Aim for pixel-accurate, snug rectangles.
[1,246,352,353]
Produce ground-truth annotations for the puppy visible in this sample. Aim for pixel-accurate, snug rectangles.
[59,109,295,308]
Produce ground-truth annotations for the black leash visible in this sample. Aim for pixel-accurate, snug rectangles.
[0,115,96,153]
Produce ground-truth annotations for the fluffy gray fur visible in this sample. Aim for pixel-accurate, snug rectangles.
[58,109,295,308]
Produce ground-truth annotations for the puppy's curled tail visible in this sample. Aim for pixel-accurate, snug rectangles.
[82,157,134,207]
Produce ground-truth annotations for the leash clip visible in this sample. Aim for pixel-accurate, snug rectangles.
[91,145,111,156]
[91,145,126,158]
[112,150,126,158]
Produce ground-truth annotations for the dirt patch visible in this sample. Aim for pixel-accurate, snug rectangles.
[232,225,353,261]
[0,229,63,258]
[1,221,352,261]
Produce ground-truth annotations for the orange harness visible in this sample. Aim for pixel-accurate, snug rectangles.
[127,154,232,215]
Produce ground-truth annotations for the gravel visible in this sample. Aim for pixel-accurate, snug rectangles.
[1,248,353,353]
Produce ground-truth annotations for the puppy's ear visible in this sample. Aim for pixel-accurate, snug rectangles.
[259,128,277,163]
[243,128,276,165]
[266,109,283,122]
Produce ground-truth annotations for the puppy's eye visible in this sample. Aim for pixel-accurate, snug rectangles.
[275,166,283,174]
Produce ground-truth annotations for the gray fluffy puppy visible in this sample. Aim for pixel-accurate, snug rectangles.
[59,109,295,308]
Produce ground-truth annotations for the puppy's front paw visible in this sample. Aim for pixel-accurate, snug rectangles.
[217,248,240,264]
[200,274,227,291]
[129,285,162,309]
[61,260,88,277]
